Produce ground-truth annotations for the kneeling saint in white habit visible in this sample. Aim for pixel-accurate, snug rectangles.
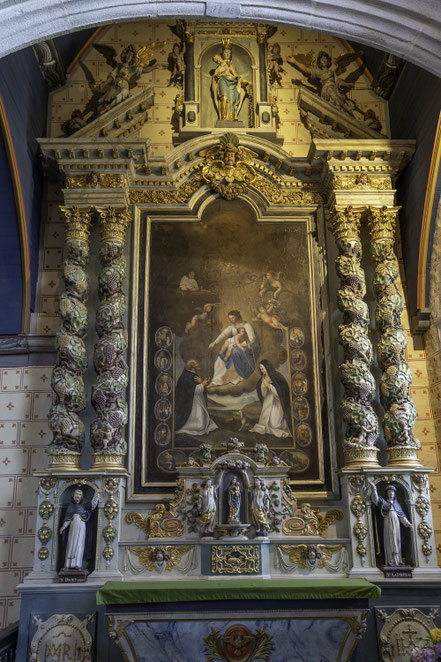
[175,360,218,436]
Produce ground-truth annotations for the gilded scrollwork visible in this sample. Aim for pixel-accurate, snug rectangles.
[367,207,421,459]
[211,544,260,574]
[282,502,343,536]
[125,503,185,538]
[48,208,92,460]
[330,206,379,464]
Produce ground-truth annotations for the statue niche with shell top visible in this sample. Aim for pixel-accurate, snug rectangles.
[211,39,250,122]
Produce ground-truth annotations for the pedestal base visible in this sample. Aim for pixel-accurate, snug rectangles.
[91,452,126,471]
[215,119,244,128]
[382,565,413,579]
[387,445,422,467]
[58,568,89,583]
[47,451,81,471]
[343,447,380,469]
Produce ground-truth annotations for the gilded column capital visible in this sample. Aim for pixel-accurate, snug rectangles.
[185,30,195,43]
[96,207,132,243]
[366,206,400,242]
[329,206,364,242]
[60,206,92,242]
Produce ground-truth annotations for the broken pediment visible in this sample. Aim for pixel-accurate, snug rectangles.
[67,86,154,140]
[298,86,385,140]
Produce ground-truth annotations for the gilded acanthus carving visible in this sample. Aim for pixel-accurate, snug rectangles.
[330,206,379,465]
[90,208,131,463]
[125,504,185,538]
[129,176,203,204]
[367,207,420,460]
[48,207,92,461]
[65,173,128,189]
[332,174,392,190]
[199,132,257,200]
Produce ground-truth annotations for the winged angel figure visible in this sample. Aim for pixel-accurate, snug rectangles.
[79,41,165,120]
[199,133,258,200]
[287,49,365,116]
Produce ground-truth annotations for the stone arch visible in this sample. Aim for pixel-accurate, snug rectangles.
[0,1,439,77]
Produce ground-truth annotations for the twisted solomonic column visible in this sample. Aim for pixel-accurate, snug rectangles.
[48,207,92,470]
[367,206,421,467]
[91,207,131,471]
[330,206,380,468]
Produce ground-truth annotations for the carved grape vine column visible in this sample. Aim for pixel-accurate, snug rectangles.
[91,206,131,471]
[330,206,380,468]
[367,206,421,467]
[48,207,92,470]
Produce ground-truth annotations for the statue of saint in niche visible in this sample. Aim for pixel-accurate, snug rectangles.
[211,40,249,121]
[368,482,413,567]
[59,488,99,574]
[227,476,242,523]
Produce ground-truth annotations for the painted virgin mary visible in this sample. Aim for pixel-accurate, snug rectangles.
[211,41,248,121]
[227,476,241,522]
[250,360,292,438]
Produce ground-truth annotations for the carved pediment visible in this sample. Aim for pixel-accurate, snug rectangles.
[72,86,154,139]
[298,86,385,140]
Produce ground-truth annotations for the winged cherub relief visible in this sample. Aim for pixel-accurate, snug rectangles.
[78,41,165,123]
[199,133,258,200]
[287,49,365,116]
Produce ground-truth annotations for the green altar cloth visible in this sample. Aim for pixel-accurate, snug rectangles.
[96,578,380,605]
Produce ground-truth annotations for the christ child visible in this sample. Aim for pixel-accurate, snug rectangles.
[220,325,250,359]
